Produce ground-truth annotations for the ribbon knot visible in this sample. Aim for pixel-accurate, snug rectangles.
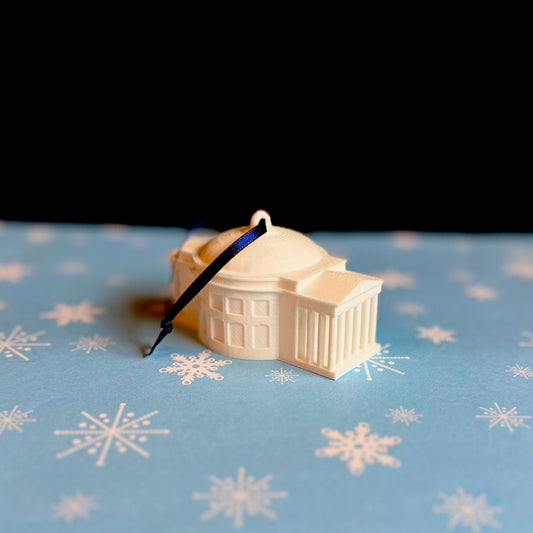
[160,319,173,334]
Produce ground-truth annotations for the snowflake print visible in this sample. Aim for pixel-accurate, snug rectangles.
[476,402,531,432]
[266,368,298,384]
[70,334,115,354]
[58,260,87,275]
[315,422,402,475]
[0,405,36,435]
[416,325,456,344]
[504,257,533,280]
[519,331,533,347]
[390,231,420,249]
[372,269,414,289]
[464,284,498,301]
[159,350,232,385]
[353,343,410,381]
[193,467,287,529]
[26,225,53,244]
[505,364,533,379]
[54,402,170,467]
[51,491,98,523]
[386,406,423,426]
[395,301,427,316]
[434,487,502,532]
[449,268,475,283]
[0,325,50,361]
[0,261,31,282]
[40,301,106,326]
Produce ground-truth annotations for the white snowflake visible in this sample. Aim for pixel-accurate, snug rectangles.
[353,343,410,381]
[519,331,533,347]
[315,422,402,475]
[51,491,98,523]
[434,487,502,532]
[159,350,232,385]
[266,368,298,384]
[0,325,50,361]
[386,406,423,426]
[70,333,115,354]
[26,225,53,244]
[395,301,427,316]
[106,274,126,286]
[416,325,456,344]
[103,223,128,238]
[0,261,31,282]
[464,284,498,301]
[504,257,533,280]
[390,231,420,249]
[41,301,106,326]
[193,466,287,529]
[476,402,531,432]
[58,260,87,274]
[505,363,533,379]
[449,268,475,283]
[0,405,36,435]
[372,269,414,289]
[54,402,170,467]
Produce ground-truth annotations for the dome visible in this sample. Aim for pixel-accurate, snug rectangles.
[197,210,327,275]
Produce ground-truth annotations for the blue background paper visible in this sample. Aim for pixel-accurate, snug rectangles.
[1,222,532,532]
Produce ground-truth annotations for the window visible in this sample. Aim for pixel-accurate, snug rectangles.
[229,322,245,347]
[212,318,224,342]
[227,298,244,315]
[253,300,270,317]
[253,324,269,348]
[210,293,223,311]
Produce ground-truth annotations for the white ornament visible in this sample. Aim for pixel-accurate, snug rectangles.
[167,210,383,380]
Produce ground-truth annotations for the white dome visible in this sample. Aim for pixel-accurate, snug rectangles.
[197,210,327,275]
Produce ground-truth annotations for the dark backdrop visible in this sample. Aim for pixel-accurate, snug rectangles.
[3,45,529,234]
[4,135,529,233]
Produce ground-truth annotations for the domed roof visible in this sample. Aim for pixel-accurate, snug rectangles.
[197,210,327,275]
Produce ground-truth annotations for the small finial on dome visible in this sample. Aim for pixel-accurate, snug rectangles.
[250,210,272,230]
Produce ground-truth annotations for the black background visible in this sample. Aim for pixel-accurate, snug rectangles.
[3,30,530,234]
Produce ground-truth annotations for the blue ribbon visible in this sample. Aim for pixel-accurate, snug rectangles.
[145,217,268,356]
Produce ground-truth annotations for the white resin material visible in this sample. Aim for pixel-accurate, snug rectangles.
[169,210,383,379]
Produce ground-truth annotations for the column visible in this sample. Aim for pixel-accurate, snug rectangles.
[328,317,337,371]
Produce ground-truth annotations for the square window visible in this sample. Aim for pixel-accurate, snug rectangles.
[253,300,269,317]
[210,293,223,311]
[253,324,269,348]
[227,298,244,315]
[229,322,245,347]
[211,318,224,342]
